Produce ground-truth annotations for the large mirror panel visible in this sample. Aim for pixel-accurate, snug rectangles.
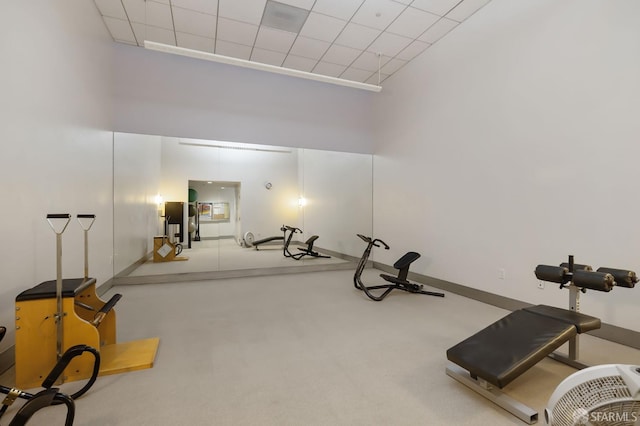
[113,133,373,281]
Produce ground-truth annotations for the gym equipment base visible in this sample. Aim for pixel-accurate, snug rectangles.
[15,278,160,389]
[445,364,538,424]
[98,337,160,377]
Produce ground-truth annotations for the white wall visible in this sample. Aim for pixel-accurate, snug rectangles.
[372,0,640,331]
[111,44,375,154]
[302,149,373,257]
[113,133,162,275]
[0,1,114,351]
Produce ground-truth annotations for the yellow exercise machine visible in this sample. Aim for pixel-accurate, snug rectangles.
[14,214,159,389]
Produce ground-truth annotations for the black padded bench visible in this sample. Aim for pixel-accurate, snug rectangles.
[447,305,600,389]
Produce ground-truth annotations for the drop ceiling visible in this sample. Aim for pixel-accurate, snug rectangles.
[95,0,491,88]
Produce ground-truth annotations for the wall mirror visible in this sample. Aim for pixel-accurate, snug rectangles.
[113,132,373,283]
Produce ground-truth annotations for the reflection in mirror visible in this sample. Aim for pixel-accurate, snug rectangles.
[113,133,372,282]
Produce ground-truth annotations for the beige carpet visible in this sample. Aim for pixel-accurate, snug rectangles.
[1,269,638,425]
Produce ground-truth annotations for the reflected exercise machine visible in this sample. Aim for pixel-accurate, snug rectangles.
[243,228,285,250]
[14,214,159,390]
[446,255,637,424]
[353,234,444,301]
[282,225,331,260]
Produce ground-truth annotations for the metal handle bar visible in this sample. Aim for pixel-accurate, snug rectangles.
[357,234,389,249]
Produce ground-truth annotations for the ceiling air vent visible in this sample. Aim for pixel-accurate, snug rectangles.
[261,0,310,33]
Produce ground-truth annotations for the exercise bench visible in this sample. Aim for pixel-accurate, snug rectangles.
[445,255,637,424]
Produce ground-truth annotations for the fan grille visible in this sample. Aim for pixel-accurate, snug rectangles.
[552,375,634,426]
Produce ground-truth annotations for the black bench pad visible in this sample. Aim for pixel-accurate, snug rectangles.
[447,307,585,388]
[523,304,600,333]
[16,278,97,302]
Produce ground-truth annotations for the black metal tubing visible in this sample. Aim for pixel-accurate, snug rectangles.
[353,234,444,301]
[41,345,101,400]
[7,389,75,426]
[353,234,394,301]
[281,225,303,259]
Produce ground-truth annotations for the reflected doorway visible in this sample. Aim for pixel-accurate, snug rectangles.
[189,180,241,247]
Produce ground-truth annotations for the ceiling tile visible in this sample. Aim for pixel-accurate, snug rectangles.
[446,0,491,22]
[176,32,215,52]
[366,72,389,84]
[298,12,347,43]
[311,0,364,21]
[367,32,413,58]
[217,18,259,45]
[251,47,287,66]
[96,0,489,88]
[94,0,128,19]
[410,0,461,16]
[132,23,176,45]
[171,0,218,15]
[386,6,440,38]
[334,22,380,50]
[254,26,297,53]
[215,39,252,59]
[172,7,217,38]
[351,51,390,72]
[340,67,374,83]
[278,0,315,9]
[282,54,318,72]
[123,0,173,28]
[218,0,267,25]
[313,61,347,78]
[321,44,362,66]
[289,36,331,60]
[351,0,406,31]
[102,16,136,43]
[418,17,458,43]
[396,39,430,60]
[380,57,407,74]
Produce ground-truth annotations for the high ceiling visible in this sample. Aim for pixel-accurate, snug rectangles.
[94,0,491,87]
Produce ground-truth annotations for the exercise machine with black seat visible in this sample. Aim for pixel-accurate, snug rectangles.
[0,325,99,426]
[446,255,637,424]
[243,227,285,250]
[353,234,444,301]
[14,214,159,390]
[282,225,331,260]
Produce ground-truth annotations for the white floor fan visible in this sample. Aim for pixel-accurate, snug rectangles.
[545,364,640,425]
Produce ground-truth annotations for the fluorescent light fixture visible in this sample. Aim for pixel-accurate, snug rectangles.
[144,41,382,93]
[179,141,292,153]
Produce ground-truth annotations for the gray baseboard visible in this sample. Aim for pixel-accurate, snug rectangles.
[374,262,640,350]
[113,261,356,285]
[114,252,151,278]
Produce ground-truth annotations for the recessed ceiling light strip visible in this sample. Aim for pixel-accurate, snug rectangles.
[144,41,382,93]
[179,141,292,153]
